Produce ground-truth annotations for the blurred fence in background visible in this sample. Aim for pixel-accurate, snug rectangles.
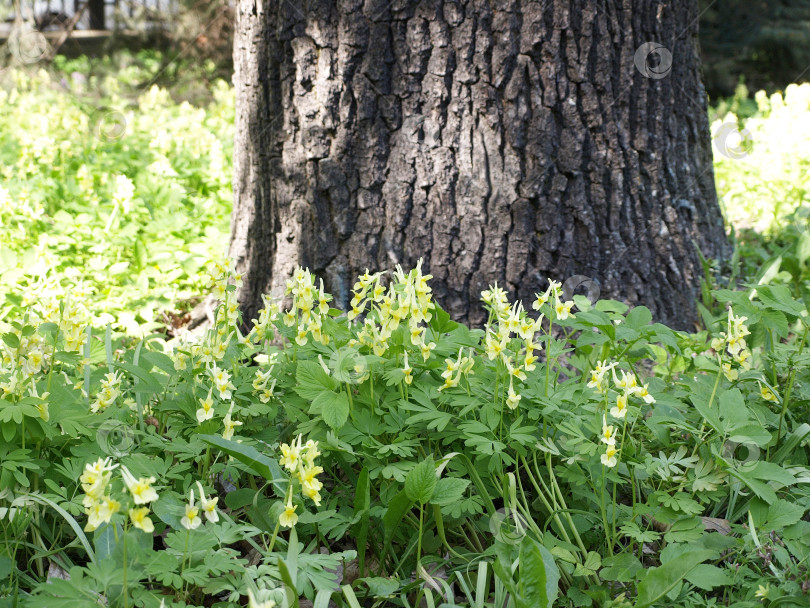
[1,0,182,35]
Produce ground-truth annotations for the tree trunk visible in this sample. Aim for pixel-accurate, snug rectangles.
[230,0,728,330]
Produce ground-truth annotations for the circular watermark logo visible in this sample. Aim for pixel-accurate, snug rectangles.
[723,440,760,466]
[634,42,673,79]
[8,28,49,64]
[97,419,135,458]
[90,108,128,142]
[489,507,529,545]
[562,275,600,307]
[713,122,752,160]
[328,346,369,384]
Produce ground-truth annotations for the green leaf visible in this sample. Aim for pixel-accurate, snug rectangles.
[21,493,96,565]
[354,467,371,577]
[517,536,560,608]
[429,303,459,333]
[277,556,300,608]
[312,390,350,431]
[295,360,335,400]
[719,389,748,430]
[94,524,122,561]
[727,468,777,504]
[746,461,797,486]
[600,553,642,582]
[405,457,437,504]
[1,333,19,349]
[691,396,722,433]
[382,490,413,549]
[756,285,805,316]
[114,361,164,393]
[573,551,601,577]
[764,499,806,530]
[358,576,400,597]
[684,564,732,591]
[625,306,652,329]
[727,424,772,447]
[430,477,470,506]
[0,555,12,581]
[200,435,286,495]
[635,549,715,607]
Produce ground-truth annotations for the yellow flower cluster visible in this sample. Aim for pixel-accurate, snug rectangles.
[90,371,124,413]
[439,348,475,392]
[172,258,243,373]
[222,404,243,440]
[28,279,90,354]
[0,320,47,400]
[280,268,331,347]
[600,415,619,467]
[480,284,548,409]
[711,307,752,381]
[1,280,91,402]
[181,482,219,530]
[350,260,436,361]
[252,352,279,403]
[532,279,575,322]
[112,174,135,215]
[80,458,160,533]
[0,183,44,221]
[278,435,323,528]
[587,362,655,468]
[80,458,120,531]
[250,294,281,343]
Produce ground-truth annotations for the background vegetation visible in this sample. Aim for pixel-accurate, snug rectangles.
[0,26,809,608]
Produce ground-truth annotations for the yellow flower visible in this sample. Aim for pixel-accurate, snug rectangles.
[223,405,243,440]
[121,467,159,504]
[610,393,628,419]
[181,490,202,530]
[587,360,615,394]
[129,507,155,533]
[403,352,413,385]
[303,439,320,467]
[760,384,778,403]
[196,389,215,423]
[601,445,618,467]
[506,379,521,410]
[601,417,616,446]
[505,357,527,382]
[299,465,324,493]
[85,496,119,531]
[279,499,298,528]
[80,458,117,498]
[637,383,655,404]
[553,296,574,321]
[195,482,219,523]
[485,333,507,361]
[279,436,303,471]
[523,351,538,372]
[612,369,638,392]
[721,362,738,382]
[210,365,235,400]
[248,589,277,608]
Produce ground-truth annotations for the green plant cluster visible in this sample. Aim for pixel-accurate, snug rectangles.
[1,253,809,608]
[0,63,233,336]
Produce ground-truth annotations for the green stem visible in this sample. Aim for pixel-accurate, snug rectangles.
[775,325,807,452]
[122,522,129,608]
[416,503,424,570]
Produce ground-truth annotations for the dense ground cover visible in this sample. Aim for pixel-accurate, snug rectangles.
[1,59,810,608]
[0,55,233,336]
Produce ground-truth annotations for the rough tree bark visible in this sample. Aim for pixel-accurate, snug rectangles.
[230,0,728,330]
